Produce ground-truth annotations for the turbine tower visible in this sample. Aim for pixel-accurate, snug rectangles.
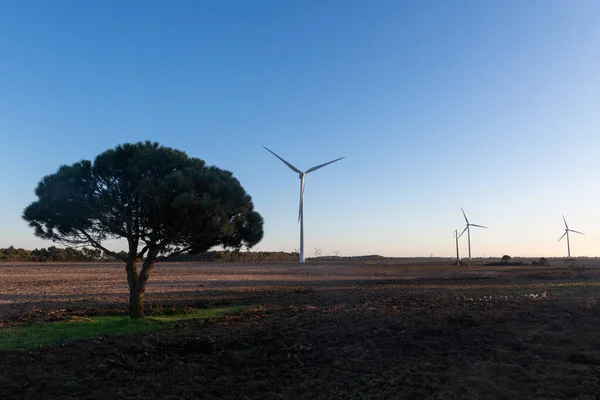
[459,208,488,260]
[263,147,344,263]
[558,214,584,258]
[454,229,461,266]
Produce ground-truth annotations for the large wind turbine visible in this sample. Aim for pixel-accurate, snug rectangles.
[263,147,344,263]
[558,214,584,258]
[459,208,488,260]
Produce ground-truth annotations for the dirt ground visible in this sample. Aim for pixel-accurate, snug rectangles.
[1,259,600,399]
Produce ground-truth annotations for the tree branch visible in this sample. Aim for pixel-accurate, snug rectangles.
[136,245,150,260]
[155,246,193,261]
[78,229,125,261]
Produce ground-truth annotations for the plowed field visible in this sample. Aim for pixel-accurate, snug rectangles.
[1,260,600,399]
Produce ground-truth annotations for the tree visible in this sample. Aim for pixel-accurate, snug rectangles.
[23,141,264,318]
[501,255,512,263]
[81,247,102,261]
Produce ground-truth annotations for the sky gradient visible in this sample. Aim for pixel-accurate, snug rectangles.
[1,0,600,258]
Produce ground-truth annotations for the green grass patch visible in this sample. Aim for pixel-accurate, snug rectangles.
[0,305,250,351]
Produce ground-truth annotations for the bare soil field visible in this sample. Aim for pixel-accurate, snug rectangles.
[1,259,600,399]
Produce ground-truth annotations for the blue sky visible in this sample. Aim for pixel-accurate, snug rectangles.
[1,0,599,257]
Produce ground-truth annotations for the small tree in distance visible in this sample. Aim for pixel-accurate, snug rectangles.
[23,141,264,318]
[501,255,512,263]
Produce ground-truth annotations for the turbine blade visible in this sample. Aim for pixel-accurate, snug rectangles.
[470,224,488,229]
[263,146,302,174]
[570,229,585,235]
[458,226,468,238]
[558,232,567,242]
[461,207,469,224]
[562,214,569,229]
[305,157,345,174]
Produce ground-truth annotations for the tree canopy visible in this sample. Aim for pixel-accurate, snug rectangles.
[23,141,264,317]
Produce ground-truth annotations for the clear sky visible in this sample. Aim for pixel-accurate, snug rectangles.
[1,0,599,258]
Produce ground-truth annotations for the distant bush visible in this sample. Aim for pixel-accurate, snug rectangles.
[538,257,550,266]
[340,254,386,260]
[565,257,578,267]
[531,261,539,266]
[486,257,525,266]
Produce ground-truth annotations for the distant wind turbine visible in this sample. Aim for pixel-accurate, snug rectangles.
[263,146,344,263]
[558,214,584,258]
[314,245,322,257]
[333,250,340,257]
[459,208,488,260]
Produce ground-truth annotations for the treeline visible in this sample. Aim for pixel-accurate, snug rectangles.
[169,251,299,262]
[485,256,551,267]
[0,246,300,263]
[0,246,103,262]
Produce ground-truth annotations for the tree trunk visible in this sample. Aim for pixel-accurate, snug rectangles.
[125,258,146,319]
[125,255,155,319]
[129,282,145,319]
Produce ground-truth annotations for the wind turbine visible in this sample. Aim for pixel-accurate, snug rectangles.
[459,208,488,260]
[263,147,344,263]
[558,214,584,258]
[314,246,322,257]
